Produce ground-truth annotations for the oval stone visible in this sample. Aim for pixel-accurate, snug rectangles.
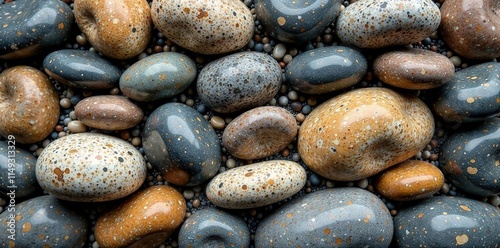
[36,133,147,202]
[222,106,297,160]
[43,49,121,89]
[394,196,500,247]
[74,95,144,130]
[120,52,197,102]
[285,46,367,94]
[336,0,441,48]
[197,51,281,113]
[206,160,306,209]
[255,188,393,247]
[95,185,186,248]
[298,87,435,181]
[142,102,221,186]
[0,141,39,198]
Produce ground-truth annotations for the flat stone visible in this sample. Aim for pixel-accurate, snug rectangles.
[0,140,39,198]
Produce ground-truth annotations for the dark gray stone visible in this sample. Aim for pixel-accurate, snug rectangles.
[0,140,39,198]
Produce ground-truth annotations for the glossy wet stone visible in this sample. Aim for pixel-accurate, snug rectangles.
[95,185,186,248]
[285,46,367,94]
[120,52,197,102]
[0,195,89,247]
[394,196,500,247]
[298,87,434,181]
[206,160,306,209]
[0,0,74,59]
[43,49,121,89]
[255,0,342,43]
[440,118,500,196]
[178,207,250,248]
[336,0,441,48]
[0,141,39,198]
[222,106,297,160]
[255,187,393,247]
[142,102,221,186]
[197,51,282,113]
[36,133,147,202]
[432,62,500,122]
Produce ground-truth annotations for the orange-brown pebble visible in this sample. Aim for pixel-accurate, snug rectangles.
[95,185,186,248]
[374,160,444,201]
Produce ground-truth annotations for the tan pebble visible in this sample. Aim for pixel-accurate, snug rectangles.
[67,120,87,133]
[210,116,225,129]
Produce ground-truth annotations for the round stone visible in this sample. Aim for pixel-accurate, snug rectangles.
[0,140,39,198]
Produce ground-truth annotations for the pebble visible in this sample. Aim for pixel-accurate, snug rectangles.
[298,87,435,181]
[74,95,144,130]
[394,196,500,247]
[336,0,441,48]
[255,187,393,247]
[120,52,197,102]
[151,0,254,55]
[440,118,500,196]
[197,51,282,113]
[374,48,455,90]
[0,195,89,247]
[0,0,74,59]
[222,106,297,160]
[0,66,60,144]
[43,49,121,89]
[285,46,368,94]
[67,120,88,133]
[374,160,445,201]
[178,207,250,248]
[35,133,147,202]
[432,62,500,122]
[73,0,152,59]
[142,102,221,186]
[0,141,39,198]
[95,185,186,248]
[440,0,500,60]
[254,0,342,43]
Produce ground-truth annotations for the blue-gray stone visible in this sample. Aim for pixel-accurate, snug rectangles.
[43,49,121,89]
[142,102,221,186]
[394,196,500,247]
[0,0,74,59]
[432,62,500,122]
[255,187,393,247]
[0,141,39,198]
[285,46,367,94]
[440,118,500,196]
[255,0,342,43]
[120,52,197,102]
[178,208,250,248]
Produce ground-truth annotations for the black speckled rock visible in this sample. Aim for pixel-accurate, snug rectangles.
[0,195,89,247]
[285,46,367,94]
[0,141,39,198]
[440,118,500,196]
[394,196,500,247]
[255,187,393,247]
[178,207,250,248]
[43,49,121,89]
[142,102,221,186]
[432,62,500,122]
[0,0,74,59]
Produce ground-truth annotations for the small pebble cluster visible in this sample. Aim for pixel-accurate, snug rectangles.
[0,0,499,247]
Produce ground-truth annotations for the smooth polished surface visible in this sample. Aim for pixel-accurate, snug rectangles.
[0,141,39,198]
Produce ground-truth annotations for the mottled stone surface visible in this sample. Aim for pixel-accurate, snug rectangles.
[142,103,221,186]
[394,196,500,247]
[178,207,250,248]
[36,133,147,202]
[432,62,500,122]
[197,51,281,113]
[255,188,393,247]
[374,48,455,90]
[95,185,186,248]
[285,46,367,94]
[336,0,441,48]
[0,66,60,144]
[298,87,434,181]
[255,0,342,43]
[120,52,197,102]
[440,118,500,196]
[206,160,306,209]
[0,141,39,198]
[151,0,253,55]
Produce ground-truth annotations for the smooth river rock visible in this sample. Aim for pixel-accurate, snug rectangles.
[0,141,39,198]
